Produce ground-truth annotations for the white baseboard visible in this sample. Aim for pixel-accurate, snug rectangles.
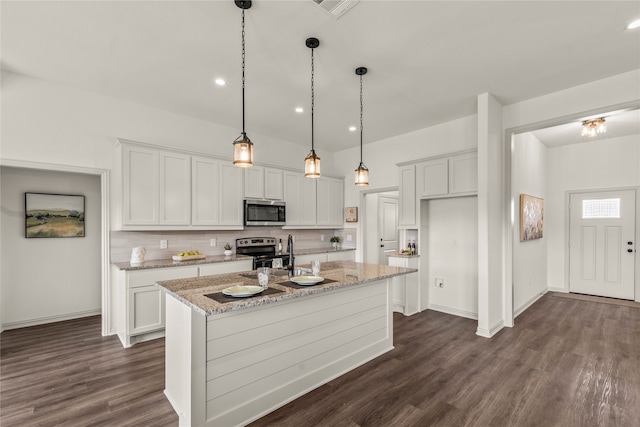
[514,289,548,318]
[548,286,567,293]
[476,319,504,338]
[1,309,101,331]
[428,303,478,320]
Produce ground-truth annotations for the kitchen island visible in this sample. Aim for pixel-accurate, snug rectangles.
[156,261,416,427]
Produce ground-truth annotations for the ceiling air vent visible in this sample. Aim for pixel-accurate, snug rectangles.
[312,0,359,19]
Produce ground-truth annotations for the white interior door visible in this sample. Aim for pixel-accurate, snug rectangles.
[378,195,398,261]
[569,190,635,300]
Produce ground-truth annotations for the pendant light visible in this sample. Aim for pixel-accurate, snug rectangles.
[232,0,253,168]
[304,37,321,178]
[354,66,369,186]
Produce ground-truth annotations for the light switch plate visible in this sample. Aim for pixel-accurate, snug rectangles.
[160,240,167,249]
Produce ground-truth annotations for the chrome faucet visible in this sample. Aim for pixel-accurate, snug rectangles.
[286,234,295,276]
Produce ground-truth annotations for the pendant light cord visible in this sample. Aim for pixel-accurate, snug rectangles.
[241,8,246,135]
[360,73,363,162]
[311,47,315,151]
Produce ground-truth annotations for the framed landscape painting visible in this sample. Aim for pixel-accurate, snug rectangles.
[25,193,85,238]
[520,194,543,242]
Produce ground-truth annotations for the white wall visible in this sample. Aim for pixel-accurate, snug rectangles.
[546,134,640,291]
[512,132,548,314]
[0,167,102,328]
[423,197,479,319]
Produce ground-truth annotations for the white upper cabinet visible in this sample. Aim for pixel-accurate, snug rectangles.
[120,141,243,230]
[398,165,417,228]
[317,176,344,227]
[219,161,244,226]
[123,144,159,225]
[159,151,191,225]
[123,144,190,226]
[448,151,478,195]
[244,166,284,201]
[284,171,316,226]
[191,156,219,226]
[416,158,448,198]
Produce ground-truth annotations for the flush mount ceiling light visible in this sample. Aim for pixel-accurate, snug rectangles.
[581,117,607,138]
[232,0,254,168]
[354,66,369,186]
[304,37,321,178]
[627,19,640,30]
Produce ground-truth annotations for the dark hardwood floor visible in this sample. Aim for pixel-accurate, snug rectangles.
[2,293,639,426]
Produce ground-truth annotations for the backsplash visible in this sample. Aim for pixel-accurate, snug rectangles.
[110,228,356,262]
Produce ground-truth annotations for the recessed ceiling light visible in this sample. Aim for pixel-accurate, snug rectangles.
[627,19,640,30]
[295,107,304,113]
[349,126,357,132]
[215,78,226,86]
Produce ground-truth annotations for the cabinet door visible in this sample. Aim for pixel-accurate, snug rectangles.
[244,166,264,199]
[264,168,284,200]
[198,259,253,276]
[398,165,416,227]
[448,151,478,194]
[159,151,191,225]
[192,156,219,225]
[284,171,316,226]
[317,177,343,226]
[123,145,158,225]
[416,158,448,198]
[128,285,164,335]
[219,161,244,226]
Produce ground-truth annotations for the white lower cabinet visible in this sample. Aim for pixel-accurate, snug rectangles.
[115,260,251,347]
[388,256,420,315]
[294,250,355,266]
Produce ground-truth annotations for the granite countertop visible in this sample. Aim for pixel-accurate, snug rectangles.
[112,254,253,271]
[112,248,356,271]
[156,260,417,316]
[387,253,420,258]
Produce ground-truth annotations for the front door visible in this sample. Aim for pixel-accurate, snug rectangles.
[569,190,636,299]
[378,195,398,262]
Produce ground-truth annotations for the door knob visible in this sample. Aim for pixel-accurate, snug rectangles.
[628,249,633,253]
[380,245,384,248]
[628,241,633,245]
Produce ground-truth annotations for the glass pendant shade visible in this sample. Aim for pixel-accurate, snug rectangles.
[304,149,321,178]
[581,118,606,138]
[355,162,369,186]
[233,132,253,167]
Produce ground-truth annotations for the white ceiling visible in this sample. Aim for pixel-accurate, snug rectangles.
[1,1,639,152]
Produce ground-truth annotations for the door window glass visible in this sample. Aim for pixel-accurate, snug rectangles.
[582,198,620,219]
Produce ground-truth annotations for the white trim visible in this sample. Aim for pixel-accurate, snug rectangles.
[2,309,101,331]
[427,304,478,320]
[0,158,112,336]
[514,290,547,318]
[476,319,505,338]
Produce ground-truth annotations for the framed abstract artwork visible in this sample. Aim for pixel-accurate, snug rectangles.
[520,194,543,241]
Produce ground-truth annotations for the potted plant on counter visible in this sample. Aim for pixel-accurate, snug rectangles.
[330,236,341,250]
[224,243,233,256]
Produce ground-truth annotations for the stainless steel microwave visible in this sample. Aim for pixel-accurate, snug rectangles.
[244,200,286,226]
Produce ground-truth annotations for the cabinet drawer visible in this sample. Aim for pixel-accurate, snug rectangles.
[127,266,198,288]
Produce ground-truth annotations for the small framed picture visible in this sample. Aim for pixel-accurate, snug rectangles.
[25,192,85,238]
[345,207,358,222]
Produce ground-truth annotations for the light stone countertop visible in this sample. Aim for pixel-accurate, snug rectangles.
[112,248,356,271]
[156,260,416,316]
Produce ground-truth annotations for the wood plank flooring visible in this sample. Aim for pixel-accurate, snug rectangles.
[2,293,639,426]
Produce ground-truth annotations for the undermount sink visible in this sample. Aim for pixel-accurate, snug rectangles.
[239,268,312,279]
[239,269,291,279]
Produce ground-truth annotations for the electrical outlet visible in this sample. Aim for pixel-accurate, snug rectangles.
[160,240,168,249]
[435,278,444,288]
[347,234,353,242]
[321,235,325,241]
[210,238,217,247]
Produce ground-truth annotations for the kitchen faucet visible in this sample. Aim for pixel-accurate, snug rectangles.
[286,234,295,276]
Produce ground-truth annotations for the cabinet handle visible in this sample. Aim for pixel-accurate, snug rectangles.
[628,249,633,253]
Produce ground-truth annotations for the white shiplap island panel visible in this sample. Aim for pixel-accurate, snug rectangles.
[159,261,415,427]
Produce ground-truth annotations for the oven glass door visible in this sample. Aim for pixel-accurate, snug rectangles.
[253,255,289,269]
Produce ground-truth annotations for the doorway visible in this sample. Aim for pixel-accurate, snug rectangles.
[569,189,636,300]
[362,189,398,265]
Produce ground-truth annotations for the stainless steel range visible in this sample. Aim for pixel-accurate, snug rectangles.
[236,237,291,269]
